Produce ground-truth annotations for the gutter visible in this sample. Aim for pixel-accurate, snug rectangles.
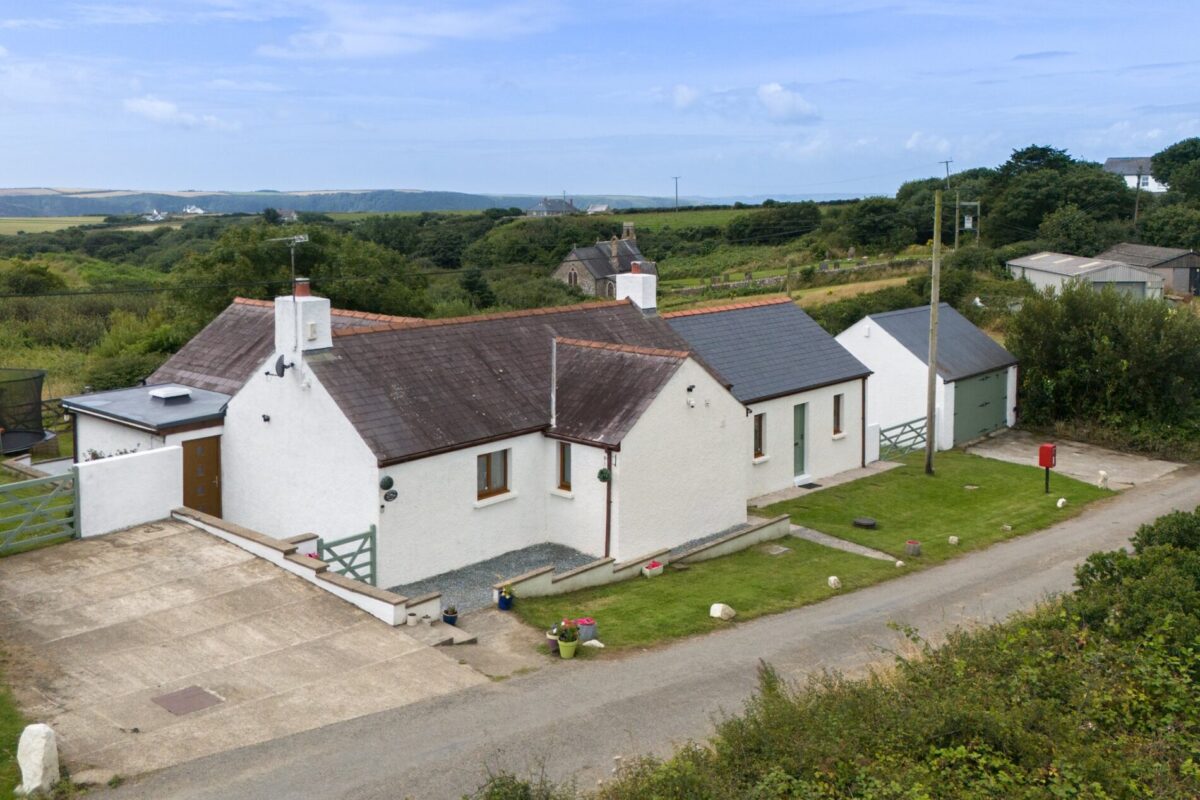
[604,448,614,558]
[860,376,867,468]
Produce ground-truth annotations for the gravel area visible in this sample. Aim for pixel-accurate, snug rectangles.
[389,543,596,613]
[667,522,749,559]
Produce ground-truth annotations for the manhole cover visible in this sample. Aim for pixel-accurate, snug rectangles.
[152,685,223,716]
[761,543,791,556]
[853,517,877,529]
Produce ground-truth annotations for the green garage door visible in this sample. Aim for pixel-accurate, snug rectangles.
[953,369,1008,445]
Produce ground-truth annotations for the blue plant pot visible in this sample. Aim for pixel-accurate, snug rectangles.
[442,613,458,626]
[498,594,513,610]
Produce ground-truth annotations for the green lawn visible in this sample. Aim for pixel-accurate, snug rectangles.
[0,667,26,794]
[763,451,1113,563]
[514,540,897,650]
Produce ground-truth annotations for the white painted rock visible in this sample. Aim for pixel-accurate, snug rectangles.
[15,723,58,797]
[709,603,736,620]
[948,535,959,546]
[1098,470,1109,489]
[1056,497,1067,509]
[827,576,842,590]
[582,639,605,648]
[895,560,905,568]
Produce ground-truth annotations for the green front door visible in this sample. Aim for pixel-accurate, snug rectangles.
[952,370,1008,445]
[793,403,807,477]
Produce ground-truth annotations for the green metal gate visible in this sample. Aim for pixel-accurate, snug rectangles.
[0,469,78,555]
[880,417,926,460]
[317,525,376,586]
[953,369,1008,445]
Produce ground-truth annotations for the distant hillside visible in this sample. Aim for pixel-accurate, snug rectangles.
[0,188,859,217]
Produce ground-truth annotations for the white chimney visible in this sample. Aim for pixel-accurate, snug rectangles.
[275,277,332,356]
[615,262,657,312]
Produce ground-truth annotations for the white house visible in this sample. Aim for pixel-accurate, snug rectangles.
[1103,157,1167,193]
[1007,251,1165,300]
[836,304,1017,451]
[664,297,871,498]
[68,279,750,589]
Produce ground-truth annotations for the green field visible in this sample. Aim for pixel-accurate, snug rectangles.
[0,217,105,235]
[618,207,748,230]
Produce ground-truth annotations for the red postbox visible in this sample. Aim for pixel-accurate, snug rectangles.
[1038,443,1056,469]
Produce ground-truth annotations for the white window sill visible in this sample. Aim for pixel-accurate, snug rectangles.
[474,491,518,509]
[831,432,847,441]
[550,488,574,499]
[752,455,770,465]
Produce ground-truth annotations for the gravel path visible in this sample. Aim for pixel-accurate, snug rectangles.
[389,543,595,613]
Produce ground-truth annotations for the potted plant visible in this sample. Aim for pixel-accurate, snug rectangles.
[442,606,458,626]
[497,584,515,610]
[546,623,559,654]
[557,619,579,659]
[641,560,664,578]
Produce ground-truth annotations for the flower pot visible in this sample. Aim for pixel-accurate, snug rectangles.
[576,617,597,642]
[442,612,458,626]
[546,631,559,653]
[558,639,578,659]
[498,594,513,611]
[904,540,922,557]
[641,561,664,578]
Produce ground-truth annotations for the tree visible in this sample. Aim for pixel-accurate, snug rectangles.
[0,261,67,295]
[1167,160,1200,203]
[996,145,1073,183]
[459,267,496,308]
[838,197,915,250]
[1151,137,1200,187]
[1138,205,1200,250]
[725,201,821,244]
[262,207,282,225]
[987,165,1130,246]
[1037,204,1104,255]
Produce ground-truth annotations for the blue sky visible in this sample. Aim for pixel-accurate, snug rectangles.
[1,0,1198,198]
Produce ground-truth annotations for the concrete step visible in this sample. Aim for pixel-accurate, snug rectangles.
[403,622,477,647]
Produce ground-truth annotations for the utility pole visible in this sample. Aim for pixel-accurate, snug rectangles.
[953,191,960,251]
[924,190,942,476]
[938,159,953,190]
[672,177,680,211]
[1134,170,1143,226]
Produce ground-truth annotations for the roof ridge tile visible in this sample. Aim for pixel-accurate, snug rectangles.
[660,295,793,319]
[232,296,419,324]
[331,299,634,338]
[555,336,689,360]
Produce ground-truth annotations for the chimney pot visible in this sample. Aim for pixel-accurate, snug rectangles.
[294,277,311,297]
[631,261,643,274]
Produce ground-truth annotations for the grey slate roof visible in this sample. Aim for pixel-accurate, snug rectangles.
[564,238,656,279]
[527,198,579,215]
[1097,242,1196,268]
[551,339,685,446]
[869,304,1017,382]
[664,298,870,403]
[148,298,416,395]
[308,301,702,464]
[1103,157,1153,176]
[63,384,230,432]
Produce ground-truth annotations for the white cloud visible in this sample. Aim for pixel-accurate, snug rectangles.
[206,78,285,92]
[904,130,950,154]
[755,83,818,123]
[672,84,699,110]
[123,95,240,131]
[0,46,7,58]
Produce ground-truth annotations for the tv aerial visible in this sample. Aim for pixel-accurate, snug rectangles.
[265,233,310,291]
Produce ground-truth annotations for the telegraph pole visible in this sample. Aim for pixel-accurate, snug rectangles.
[938,159,953,189]
[672,176,680,211]
[924,190,942,476]
[1134,170,1143,226]
[954,191,960,251]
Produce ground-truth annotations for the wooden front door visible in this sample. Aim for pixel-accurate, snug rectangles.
[182,436,222,517]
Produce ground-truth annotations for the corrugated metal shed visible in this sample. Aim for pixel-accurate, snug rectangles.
[664,298,870,403]
[869,304,1017,383]
[1097,243,1196,268]
[1006,252,1135,276]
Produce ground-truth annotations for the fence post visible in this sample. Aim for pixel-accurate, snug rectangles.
[71,466,80,539]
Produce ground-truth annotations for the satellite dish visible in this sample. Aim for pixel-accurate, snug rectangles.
[266,354,293,378]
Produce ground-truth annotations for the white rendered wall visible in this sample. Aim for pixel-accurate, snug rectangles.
[938,378,955,451]
[837,319,944,431]
[746,379,864,497]
[77,447,182,537]
[614,359,748,559]
[376,432,551,587]
[74,415,156,460]
[1122,174,1167,193]
[221,356,379,549]
[544,439,609,558]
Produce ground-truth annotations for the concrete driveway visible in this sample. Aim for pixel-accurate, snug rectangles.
[0,520,484,778]
[967,428,1183,489]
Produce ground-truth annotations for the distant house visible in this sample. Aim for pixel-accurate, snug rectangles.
[181,204,205,215]
[553,222,656,298]
[143,209,167,222]
[836,305,1018,451]
[276,209,299,223]
[585,204,611,215]
[1006,251,1165,300]
[526,197,580,217]
[1097,243,1199,295]
[1103,157,1167,193]
[665,297,871,496]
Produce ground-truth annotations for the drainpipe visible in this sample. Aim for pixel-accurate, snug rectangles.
[860,376,867,467]
[604,448,613,558]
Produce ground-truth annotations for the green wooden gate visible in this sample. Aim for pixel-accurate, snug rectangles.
[317,525,376,586]
[0,470,78,555]
[952,370,1008,445]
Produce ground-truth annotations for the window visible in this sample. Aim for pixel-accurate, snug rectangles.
[753,413,766,458]
[557,442,572,490]
[833,394,844,435]
[1139,175,1150,187]
[477,449,509,499]
[567,268,579,287]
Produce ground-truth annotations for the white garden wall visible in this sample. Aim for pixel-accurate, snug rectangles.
[614,359,748,558]
[76,447,182,537]
[746,378,864,497]
[221,358,379,550]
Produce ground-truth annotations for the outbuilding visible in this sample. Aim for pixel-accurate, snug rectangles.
[1006,251,1164,299]
[835,304,1017,451]
[1096,243,1199,295]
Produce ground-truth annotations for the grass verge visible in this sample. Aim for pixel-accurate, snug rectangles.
[0,652,28,793]
[514,540,897,650]
[763,450,1112,563]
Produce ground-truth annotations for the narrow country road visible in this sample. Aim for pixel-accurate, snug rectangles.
[107,468,1200,800]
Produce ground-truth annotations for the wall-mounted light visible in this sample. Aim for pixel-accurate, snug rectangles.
[686,385,695,392]
[261,414,271,423]
[379,476,395,490]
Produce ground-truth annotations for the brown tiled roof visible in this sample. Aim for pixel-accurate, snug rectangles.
[551,340,684,447]
[307,302,700,465]
[148,299,414,394]
[661,296,792,318]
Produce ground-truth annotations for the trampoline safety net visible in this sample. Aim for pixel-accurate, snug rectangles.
[0,368,46,438]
